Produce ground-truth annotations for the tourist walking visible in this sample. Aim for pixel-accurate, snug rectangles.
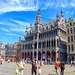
[54,58,60,75]
[31,60,37,75]
[71,60,73,66]
[60,60,65,75]
[19,59,26,75]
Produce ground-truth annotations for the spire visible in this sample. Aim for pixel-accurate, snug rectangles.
[60,9,64,17]
[56,12,59,18]
[36,9,42,24]
[56,12,59,21]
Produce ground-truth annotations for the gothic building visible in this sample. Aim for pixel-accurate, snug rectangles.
[21,9,67,62]
[66,18,75,62]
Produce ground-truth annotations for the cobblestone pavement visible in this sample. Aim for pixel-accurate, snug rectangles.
[0,62,75,75]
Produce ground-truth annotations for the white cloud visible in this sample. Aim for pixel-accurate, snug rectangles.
[0,0,38,14]
[66,10,74,18]
[0,0,75,14]
[6,33,20,37]
[11,20,30,27]
[0,19,30,32]
[1,28,9,32]
[40,0,75,10]
[0,21,16,27]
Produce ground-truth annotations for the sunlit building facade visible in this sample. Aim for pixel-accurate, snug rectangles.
[66,18,75,62]
[21,9,67,62]
[5,42,17,58]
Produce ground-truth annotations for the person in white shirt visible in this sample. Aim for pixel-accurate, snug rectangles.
[38,66,41,75]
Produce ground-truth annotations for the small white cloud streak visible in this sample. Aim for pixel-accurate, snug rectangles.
[0,19,30,32]
[70,0,75,7]
[0,0,38,14]
[0,21,17,27]
[1,28,9,32]
[65,10,74,18]
[6,33,20,37]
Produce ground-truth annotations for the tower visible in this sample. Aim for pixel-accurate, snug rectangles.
[35,9,42,32]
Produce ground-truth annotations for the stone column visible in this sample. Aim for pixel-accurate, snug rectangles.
[50,38,52,62]
[55,38,58,61]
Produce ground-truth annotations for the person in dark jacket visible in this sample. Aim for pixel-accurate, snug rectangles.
[60,60,65,75]
[31,60,37,75]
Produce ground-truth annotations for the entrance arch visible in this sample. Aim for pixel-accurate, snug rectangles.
[22,52,24,58]
[31,52,32,60]
[38,51,41,60]
[34,52,36,59]
[42,51,46,61]
[47,51,50,58]
[25,52,26,60]
[52,50,56,61]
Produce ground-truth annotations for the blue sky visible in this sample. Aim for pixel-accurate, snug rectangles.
[0,0,75,45]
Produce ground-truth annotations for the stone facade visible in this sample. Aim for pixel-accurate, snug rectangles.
[5,42,18,58]
[21,9,67,62]
[66,17,75,62]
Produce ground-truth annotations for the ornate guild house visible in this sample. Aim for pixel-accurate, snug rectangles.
[21,9,67,62]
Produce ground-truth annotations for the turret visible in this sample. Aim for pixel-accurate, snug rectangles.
[36,9,42,24]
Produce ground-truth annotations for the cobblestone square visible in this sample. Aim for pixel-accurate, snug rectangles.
[0,62,75,75]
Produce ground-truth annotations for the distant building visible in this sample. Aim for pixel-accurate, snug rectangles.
[66,18,75,62]
[5,42,18,58]
[0,41,2,59]
[21,9,67,61]
[1,45,6,58]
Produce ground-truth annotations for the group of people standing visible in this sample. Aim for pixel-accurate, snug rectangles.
[31,59,44,75]
[15,58,65,75]
[15,58,43,75]
[54,58,65,75]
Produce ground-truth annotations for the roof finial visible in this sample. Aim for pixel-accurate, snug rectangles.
[37,9,40,15]
[60,9,63,17]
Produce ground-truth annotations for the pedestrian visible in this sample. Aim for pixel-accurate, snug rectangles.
[15,63,19,75]
[31,60,37,75]
[19,59,26,75]
[60,60,65,75]
[71,60,73,66]
[54,58,60,75]
[38,66,41,75]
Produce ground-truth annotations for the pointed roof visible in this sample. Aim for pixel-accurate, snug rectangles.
[60,9,64,17]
